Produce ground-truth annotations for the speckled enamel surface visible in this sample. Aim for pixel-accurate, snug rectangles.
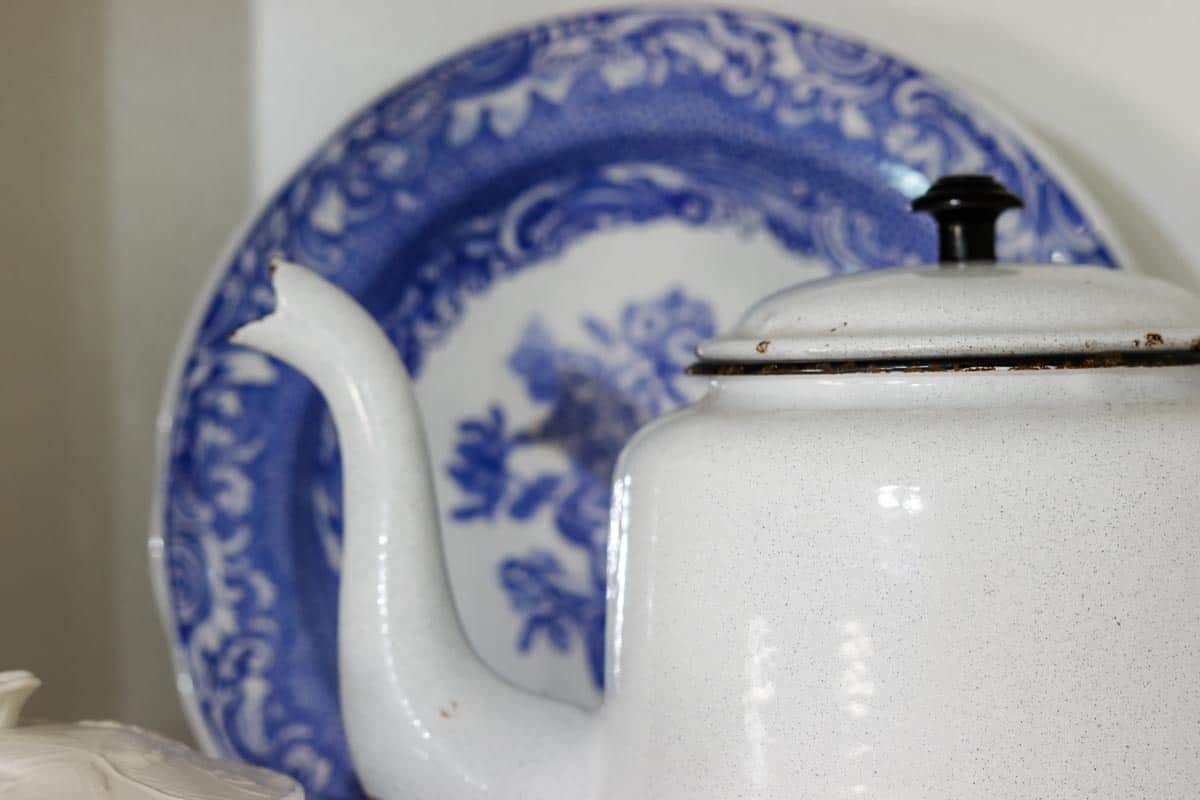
[604,368,1200,798]
[239,262,1200,799]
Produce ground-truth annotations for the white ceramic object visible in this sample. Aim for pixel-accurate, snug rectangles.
[0,671,303,800]
[230,177,1200,799]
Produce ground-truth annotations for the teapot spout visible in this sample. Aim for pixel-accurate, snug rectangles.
[231,260,600,799]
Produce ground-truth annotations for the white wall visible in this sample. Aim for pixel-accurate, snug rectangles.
[1,0,1197,743]
[252,0,1200,289]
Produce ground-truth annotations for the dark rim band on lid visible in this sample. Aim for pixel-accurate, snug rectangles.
[688,348,1200,376]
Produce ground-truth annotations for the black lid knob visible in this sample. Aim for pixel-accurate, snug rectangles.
[911,174,1023,264]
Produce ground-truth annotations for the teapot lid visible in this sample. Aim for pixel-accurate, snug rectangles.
[0,671,302,800]
[694,175,1200,373]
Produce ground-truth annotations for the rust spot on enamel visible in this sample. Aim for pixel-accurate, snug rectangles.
[755,340,770,354]
[1145,332,1164,347]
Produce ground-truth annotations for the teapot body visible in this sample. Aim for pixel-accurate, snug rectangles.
[232,246,1200,799]
[228,174,1200,798]
[600,366,1200,798]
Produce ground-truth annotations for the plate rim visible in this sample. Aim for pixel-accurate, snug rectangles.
[146,4,1138,762]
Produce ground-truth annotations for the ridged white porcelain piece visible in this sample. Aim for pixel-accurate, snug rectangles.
[0,671,302,800]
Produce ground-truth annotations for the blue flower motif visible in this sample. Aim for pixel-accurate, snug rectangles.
[498,547,605,688]
[447,406,522,521]
[617,288,715,412]
[447,287,717,688]
[447,405,565,522]
[508,320,561,405]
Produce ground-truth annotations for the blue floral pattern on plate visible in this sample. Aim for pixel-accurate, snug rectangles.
[448,289,717,688]
[153,8,1121,799]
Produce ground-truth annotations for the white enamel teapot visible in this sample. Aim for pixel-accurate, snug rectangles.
[0,671,302,799]
[231,175,1200,799]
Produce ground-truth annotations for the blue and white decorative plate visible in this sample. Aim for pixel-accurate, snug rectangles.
[151,8,1125,799]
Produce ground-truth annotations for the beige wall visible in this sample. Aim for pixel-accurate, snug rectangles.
[1,0,116,729]
[1,1,250,739]
[1,0,1197,746]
